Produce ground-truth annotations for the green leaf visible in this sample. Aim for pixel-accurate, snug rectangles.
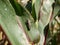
[39,0,54,26]
[0,0,30,45]
[9,0,34,22]
[32,0,41,20]
[18,15,40,44]
[34,0,41,19]
[38,0,54,45]
[53,5,60,17]
[28,23,40,44]
[55,0,60,5]
[9,0,40,44]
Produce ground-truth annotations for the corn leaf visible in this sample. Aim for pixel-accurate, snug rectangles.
[38,0,54,45]
[0,0,30,45]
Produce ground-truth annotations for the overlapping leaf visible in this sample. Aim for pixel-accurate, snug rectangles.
[0,0,30,45]
[32,0,41,20]
[9,0,40,44]
[38,0,54,45]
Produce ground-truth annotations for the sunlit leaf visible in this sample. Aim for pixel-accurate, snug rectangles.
[38,0,54,45]
[0,0,30,45]
[32,0,41,20]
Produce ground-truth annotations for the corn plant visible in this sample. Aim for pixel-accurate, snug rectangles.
[0,0,60,45]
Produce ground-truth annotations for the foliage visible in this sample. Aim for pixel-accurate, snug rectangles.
[0,0,60,45]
